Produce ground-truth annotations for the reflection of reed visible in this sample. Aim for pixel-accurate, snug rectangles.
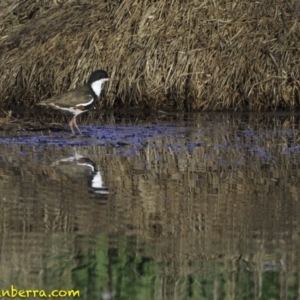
[0,232,292,299]
[0,114,299,297]
[0,114,299,253]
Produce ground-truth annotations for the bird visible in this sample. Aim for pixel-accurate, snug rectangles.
[38,70,111,134]
[51,148,109,196]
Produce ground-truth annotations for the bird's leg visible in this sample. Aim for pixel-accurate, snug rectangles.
[69,118,76,135]
[73,117,82,135]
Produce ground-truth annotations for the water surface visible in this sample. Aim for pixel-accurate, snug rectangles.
[0,113,299,299]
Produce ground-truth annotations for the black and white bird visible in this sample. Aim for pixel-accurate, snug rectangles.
[52,149,109,195]
[38,70,111,134]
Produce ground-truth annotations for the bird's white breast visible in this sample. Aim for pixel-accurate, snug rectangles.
[91,78,109,97]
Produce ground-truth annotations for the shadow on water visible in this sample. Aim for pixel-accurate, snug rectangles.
[0,112,300,299]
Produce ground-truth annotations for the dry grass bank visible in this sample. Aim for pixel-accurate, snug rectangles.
[1,0,300,114]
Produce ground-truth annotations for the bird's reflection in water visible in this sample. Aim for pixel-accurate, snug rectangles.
[52,147,109,198]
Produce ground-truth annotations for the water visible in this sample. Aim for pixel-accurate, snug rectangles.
[0,112,299,299]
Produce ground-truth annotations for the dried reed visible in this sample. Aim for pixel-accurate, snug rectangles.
[1,0,300,115]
